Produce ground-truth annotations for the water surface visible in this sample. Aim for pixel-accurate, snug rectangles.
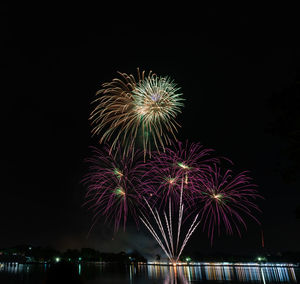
[0,262,298,283]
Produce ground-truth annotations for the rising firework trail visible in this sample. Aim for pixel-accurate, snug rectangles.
[90,69,184,157]
[140,193,200,263]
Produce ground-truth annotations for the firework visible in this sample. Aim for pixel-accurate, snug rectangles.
[140,196,200,263]
[197,164,262,244]
[82,145,144,232]
[84,69,262,262]
[139,141,219,262]
[90,69,184,157]
[141,141,218,209]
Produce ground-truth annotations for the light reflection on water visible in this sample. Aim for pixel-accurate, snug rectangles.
[0,262,298,283]
[143,263,298,283]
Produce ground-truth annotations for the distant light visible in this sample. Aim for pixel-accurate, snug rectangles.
[78,257,82,261]
[257,257,262,261]
[55,257,60,263]
[28,247,32,250]
[186,257,191,262]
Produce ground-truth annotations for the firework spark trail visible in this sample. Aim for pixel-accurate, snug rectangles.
[154,207,173,260]
[176,179,184,255]
[168,200,175,257]
[140,199,175,261]
[176,214,201,262]
[163,210,174,258]
[143,198,172,256]
[140,190,201,262]
[140,213,172,261]
[139,199,173,260]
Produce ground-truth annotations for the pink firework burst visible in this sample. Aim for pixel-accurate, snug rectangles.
[141,141,219,209]
[197,164,262,244]
[82,145,144,233]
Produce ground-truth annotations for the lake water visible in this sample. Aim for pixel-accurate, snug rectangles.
[0,262,299,283]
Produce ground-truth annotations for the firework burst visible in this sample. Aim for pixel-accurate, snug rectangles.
[197,164,262,244]
[142,141,219,209]
[90,69,184,157]
[82,145,144,232]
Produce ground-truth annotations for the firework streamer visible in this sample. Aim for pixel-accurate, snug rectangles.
[175,178,184,255]
[140,191,201,263]
[176,213,200,262]
[139,200,173,260]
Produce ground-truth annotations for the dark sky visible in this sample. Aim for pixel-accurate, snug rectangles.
[2,6,300,258]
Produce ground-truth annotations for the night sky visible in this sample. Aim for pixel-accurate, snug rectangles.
[2,6,299,258]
